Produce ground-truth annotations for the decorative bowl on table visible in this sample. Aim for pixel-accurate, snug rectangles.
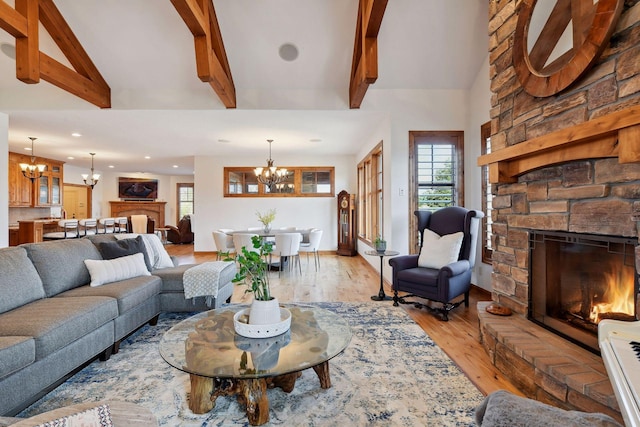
[233,307,292,338]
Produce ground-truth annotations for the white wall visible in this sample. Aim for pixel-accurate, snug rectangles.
[347,64,492,283]
[80,170,194,226]
[62,164,105,218]
[357,89,470,279]
[194,154,354,252]
[190,80,493,287]
[466,55,492,290]
[58,166,193,229]
[0,113,7,248]
[188,85,488,282]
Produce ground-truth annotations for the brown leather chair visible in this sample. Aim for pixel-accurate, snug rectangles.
[166,215,194,244]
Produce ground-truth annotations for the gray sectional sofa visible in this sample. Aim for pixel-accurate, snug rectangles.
[0,235,236,416]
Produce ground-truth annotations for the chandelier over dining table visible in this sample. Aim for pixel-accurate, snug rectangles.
[254,139,289,187]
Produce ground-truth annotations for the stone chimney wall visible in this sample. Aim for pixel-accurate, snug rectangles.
[488,1,640,314]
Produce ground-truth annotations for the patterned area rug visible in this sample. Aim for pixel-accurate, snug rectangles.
[19,302,484,426]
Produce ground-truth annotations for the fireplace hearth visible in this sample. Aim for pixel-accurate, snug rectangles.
[529,231,638,353]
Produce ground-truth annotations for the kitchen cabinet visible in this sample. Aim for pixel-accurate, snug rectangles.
[35,160,63,207]
[17,220,60,244]
[8,152,33,207]
[9,228,19,246]
[8,152,64,207]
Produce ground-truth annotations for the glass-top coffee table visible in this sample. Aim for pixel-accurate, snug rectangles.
[159,304,352,425]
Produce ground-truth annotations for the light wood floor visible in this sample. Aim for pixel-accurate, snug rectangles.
[166,244,522,397]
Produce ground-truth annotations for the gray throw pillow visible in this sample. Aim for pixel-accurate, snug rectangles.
[97,236,152,272]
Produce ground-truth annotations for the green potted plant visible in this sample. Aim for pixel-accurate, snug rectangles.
[374,235,386,254]
[256,208,276,233]
[227,235,282,328]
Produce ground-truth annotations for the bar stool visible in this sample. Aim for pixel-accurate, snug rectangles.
[43,219,79,240]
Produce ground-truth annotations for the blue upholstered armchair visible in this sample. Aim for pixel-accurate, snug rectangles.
[389,206,484,320]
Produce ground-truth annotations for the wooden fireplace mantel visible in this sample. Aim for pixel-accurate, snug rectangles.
[109,201,166,227]
[477,105,640,184]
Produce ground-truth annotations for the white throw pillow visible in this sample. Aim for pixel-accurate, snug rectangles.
[84,253,151,287]
[140,233,175,269]
[115,233,174,270]
[417,229,464,269]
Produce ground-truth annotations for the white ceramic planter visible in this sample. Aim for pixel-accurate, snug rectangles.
[249,297,281,325]
[234,306,292,338]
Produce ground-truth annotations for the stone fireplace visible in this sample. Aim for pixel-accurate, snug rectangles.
[477,0,640,421]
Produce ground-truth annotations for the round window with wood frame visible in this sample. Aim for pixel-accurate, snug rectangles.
[513,0,623,98]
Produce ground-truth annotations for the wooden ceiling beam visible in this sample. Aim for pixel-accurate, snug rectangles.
[14,0,39,83]
[0,1,27,37]
[349,0,388,109]
[0,0,110,108]
[39,0,108,89]
[40,52,110,108]
[171,0,236,108]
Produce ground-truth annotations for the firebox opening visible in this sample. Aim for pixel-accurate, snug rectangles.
[529,230,638,354]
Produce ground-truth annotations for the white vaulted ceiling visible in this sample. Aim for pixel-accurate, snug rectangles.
[0,0,488,174]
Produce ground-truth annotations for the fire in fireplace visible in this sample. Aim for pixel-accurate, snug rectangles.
[529,231,638,353]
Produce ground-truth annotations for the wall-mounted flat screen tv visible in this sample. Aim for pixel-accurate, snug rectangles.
[118,177,158,200]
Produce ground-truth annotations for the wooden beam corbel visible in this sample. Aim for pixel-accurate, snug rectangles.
[349,0,388,109]
[477,106,640,184]
[171,0,236,108]
[0,0,111,108]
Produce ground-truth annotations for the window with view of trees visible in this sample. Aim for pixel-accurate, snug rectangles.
[481,121,493,264]
[176,183,194,223]
[408,131,464,252]
[357,142,383,244]
[224,167,334,197]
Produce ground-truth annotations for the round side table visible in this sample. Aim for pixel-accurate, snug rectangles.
[365,250,399,301]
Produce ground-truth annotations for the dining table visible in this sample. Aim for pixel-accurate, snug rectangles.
[226,228,314,243]
[226,229,313,270]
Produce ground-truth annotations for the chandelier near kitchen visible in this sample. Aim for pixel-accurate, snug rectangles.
[81,152,100,189]
[19,137,46,182]
[254,139,288,187]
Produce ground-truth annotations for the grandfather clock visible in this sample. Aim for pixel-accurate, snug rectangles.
[337,190,357,256]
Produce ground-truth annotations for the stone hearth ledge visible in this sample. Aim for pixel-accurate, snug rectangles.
[477,301,623,424]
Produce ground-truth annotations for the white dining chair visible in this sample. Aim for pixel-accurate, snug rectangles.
[233,233,260,255]
[212,230,236,260]
[273,232,302,276]
[299,229,323,271]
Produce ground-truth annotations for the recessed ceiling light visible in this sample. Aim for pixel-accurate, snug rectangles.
[71,132,82,137]
[0,43,16,59]
[25,147,31,151]
[144,156,151,159]
[67,156,75,160]
[279,43,299,61]
[172,165,178,168]
[108,165,114,168]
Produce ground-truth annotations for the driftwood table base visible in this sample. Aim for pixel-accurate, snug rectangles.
[188,361,332,425]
